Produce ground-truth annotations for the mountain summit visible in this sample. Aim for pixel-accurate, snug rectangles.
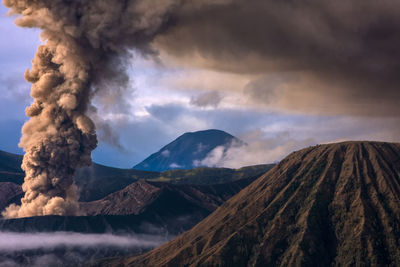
[133,129,241,172]
[120,141,400,266]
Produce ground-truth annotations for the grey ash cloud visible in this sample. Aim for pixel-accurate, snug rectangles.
[155,0,400,116]
[190,91,223,108]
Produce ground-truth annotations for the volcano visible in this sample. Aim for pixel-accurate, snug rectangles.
[113,141,400,266]
[133,129,242,171]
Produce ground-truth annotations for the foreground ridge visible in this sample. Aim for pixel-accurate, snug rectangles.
[109,141,400,267]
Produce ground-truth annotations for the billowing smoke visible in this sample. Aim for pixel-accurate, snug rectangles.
[1,0,181,218]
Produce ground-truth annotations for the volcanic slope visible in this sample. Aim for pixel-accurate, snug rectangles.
[81,178,256,216]
[116,141,400,267]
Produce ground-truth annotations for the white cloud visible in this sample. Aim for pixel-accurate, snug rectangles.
[196,130,316,168]
[194,145,225,167]
[193,143,209,155]
[169,163,182,168]
[0,232,165,251]
[161,150,170,157]
[0,231,169,267]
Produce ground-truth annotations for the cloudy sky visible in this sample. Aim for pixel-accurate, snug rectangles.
[0,1,399,168]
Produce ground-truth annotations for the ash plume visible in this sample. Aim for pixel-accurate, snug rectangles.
[1,0,181,218]
[155,0,400,116]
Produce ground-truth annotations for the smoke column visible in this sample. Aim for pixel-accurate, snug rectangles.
[1,0,180,218]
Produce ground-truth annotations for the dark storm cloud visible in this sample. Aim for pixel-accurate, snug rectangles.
[154,0,400,116]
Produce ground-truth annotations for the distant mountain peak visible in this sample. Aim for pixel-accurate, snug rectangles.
[133,129,242,172]
[182,129,234,136]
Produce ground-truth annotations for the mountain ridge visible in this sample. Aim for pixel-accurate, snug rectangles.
[114,141,400,267]
[80,178,258,216]
[0,147,272,203]
[0,176,262,235]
